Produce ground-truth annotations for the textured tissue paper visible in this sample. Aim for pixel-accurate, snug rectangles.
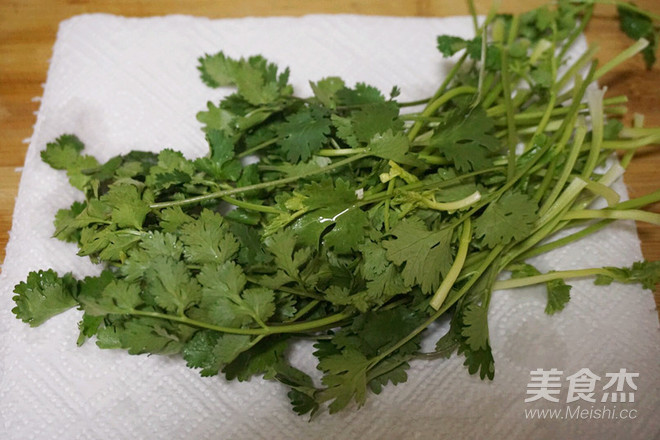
[0,13,659,440]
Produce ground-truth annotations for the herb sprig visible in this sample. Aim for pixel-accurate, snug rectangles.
[11,0,660,417]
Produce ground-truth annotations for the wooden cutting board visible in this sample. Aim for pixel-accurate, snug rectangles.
[1,0,658,310]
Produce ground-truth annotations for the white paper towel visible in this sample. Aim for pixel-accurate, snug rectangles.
[1,14,659,440]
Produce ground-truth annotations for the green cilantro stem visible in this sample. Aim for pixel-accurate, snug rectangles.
[317,148,368,156]
[600,134,660,150]
[538,124,587,216]
[500,43,518,182]
[583,89,606,177]
[516,219,614,261]
[130,309,353,336]
[493,267,616,291]
[237,136,280,159]
[584,180,621,207]
[556,44,599,92]
[538,177,588,225]
[489,95,627,122]
[221,196,284,214]
[421,191,482,212]
[288,300,320,322]
[520,188,660,260]
[562,208,660,225]
[396,98,431,108]
[595,38,650,79]
[407,86,478,142]
[150,153,369,209]
[620,127,660,138]
[430,218,472,310]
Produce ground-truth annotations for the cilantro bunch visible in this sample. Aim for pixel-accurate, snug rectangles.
[11,0,660,417]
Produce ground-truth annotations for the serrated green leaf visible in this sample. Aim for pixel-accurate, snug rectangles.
[461,303,489,351]
[100,184,152,230]
[317,348,369,413]
[437,35,468,57]
[12,270,79,327]
[383,217,454,294]
[276,106,331,163]
[144,256,201,314]
[180,209,240,264]
[431,107,501,171]
[310,76,346,108]
[545,278,571,315]
[474,191,538,248]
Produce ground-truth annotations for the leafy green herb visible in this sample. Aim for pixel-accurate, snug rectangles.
[11,0,660,418]
[617,2,659,68]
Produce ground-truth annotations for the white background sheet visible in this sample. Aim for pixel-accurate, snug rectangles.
[0,14,658,439]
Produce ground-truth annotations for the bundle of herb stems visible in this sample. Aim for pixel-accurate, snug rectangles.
[11,0,660,416]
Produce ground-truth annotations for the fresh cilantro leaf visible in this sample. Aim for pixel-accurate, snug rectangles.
[99,317,190,356]
[545,279,572,315]
[595,260,660,290]
[120,231,183,282]
[431,107,501,172]
[159,206,193,233]
[331,114,360,148]
[198,52,292,104]
[77,313,104,345]
[183,331,257,378]
[224,336,290,381]
[196,101,236,134]
[383,217,454,294]
[351,102,404,143]
[367,355,411,395]
[76,226,142,262]
[183,330,222,376]
[229,222,273,267]
[194,261,273,327]
[213,334,255,365]
[179,209,240,264]
[198,51,237,87]
[458,341,495,380]
[100,184,153,230]
[369,130,425,167]
[273,361,320,417]
[143,256,201,314]
[335,82,385,106]
[460,303,489,351]
[617,3,659,68]
[474,191,538,248]
[12,270,79,327]
[194,129,242,181]
[146,149,196,191]
[40,134,85,169]
[317,347,369,413]
[53,201,86,243]
[263,229,313,286]
[310,76,346,108]
[276,106,331,162]
[333,307,422,358]
[78,273,143,316]
[289,179,370,252]
[41,135,100,191]
[603,118,624,140]
[437,35,469,57]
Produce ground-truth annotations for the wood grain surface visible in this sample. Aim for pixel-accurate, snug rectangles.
[1,0,658,311]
